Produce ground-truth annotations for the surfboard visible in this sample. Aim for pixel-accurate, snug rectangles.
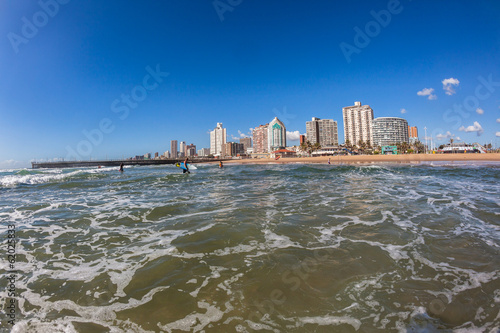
[175,163,197,170]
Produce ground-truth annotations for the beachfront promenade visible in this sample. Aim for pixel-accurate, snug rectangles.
[31,158,228,169]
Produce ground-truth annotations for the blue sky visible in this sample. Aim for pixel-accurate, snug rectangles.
[1,0,499,168]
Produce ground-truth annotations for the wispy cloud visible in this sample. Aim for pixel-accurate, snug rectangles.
[476,108,484,115]
[238,130,251,138]
[496,118,500,123]
[0,159,25,170]
[400,108,407,114]
[417,88,437,100]
[458,121,484,136]
[442,77,460,95]
[496,132,500,137]
[286,130,302,141]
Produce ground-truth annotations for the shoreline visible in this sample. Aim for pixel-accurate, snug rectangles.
[218,153,500,165]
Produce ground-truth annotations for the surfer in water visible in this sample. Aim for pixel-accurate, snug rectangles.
[183,158,190,174]
[119,162,124,172]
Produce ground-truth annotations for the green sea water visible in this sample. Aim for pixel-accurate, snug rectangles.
[0,162,499,332]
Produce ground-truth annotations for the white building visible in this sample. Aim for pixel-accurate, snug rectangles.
[268,117,286,151]
[198,148,211,157]
[372,117,409,147]
[179,141,186,157]
[342,101,374,147]
[210,123,227,156]
[306,117,339,146]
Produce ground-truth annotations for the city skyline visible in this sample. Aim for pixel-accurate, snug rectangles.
[1,1,499,168]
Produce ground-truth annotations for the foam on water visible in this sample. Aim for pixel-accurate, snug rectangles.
[1,163,499,331]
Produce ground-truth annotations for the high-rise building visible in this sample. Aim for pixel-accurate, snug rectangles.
[240,137,252,151]
[408,126,418,142]
[222,142,245,157]
[164,151,170,158]
[342,101,374,147]
[197,148,211,157]
[299,135,306,144]
[179,141,186,157]
[186,143,196,157]
[170,140,178,158]
[372,117,409,147]
[210,123,227,156]
[268,117,286,152]
[252,124,269,153]
[306,117,339,146]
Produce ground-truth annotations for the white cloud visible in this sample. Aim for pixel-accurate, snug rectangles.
[496,132,500,137]
[400,108,407,114]
[417,88,437,100]
[238,130,250,138]
[458,121,484,136]
[476,108,484,115]
[442,77,460,95]
[286,130,302,141]
[496,118,500,123]
[436,131,455,140]
[0,159,25,170]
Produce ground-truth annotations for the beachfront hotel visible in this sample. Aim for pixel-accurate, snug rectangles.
[210,123,227,156]
[306,117,339,146]
[268,117,287,151]
[372,117,409,147]
[342,101,374,146]
[252,124,269,153]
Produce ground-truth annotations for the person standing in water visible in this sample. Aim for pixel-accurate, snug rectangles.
[119,162,124,172]
[219,161,223,168]
[183,157,190,174]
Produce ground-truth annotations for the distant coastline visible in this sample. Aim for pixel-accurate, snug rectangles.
[221,153,500,165]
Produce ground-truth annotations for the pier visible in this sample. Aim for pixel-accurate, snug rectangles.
[31,158,227,169]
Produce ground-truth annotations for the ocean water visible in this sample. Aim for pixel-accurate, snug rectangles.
[0,162,499,332]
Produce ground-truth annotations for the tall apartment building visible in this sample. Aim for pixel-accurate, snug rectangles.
[179,141,186,157]
[408,126,418,143]
[170,140,178,158]
[342,101,374,146]
[186,143,196,157]
[372,117,409,147]
[252,124,269,153]
[210,123,227,156]
[222,142,245,157]
[197,148,211,157]
[240,137,252,151]
[306,117,339,146]
[268,117,286,152]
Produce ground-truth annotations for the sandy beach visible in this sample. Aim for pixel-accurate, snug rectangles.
[221,153,500,165]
